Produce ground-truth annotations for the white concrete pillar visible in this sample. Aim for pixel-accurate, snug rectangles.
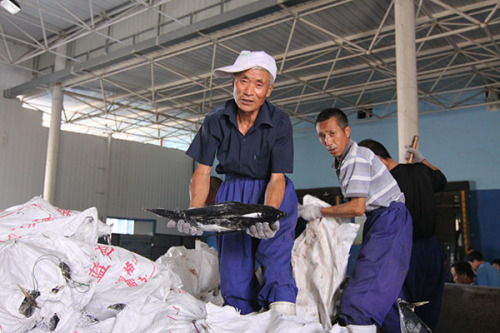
[101,133,113,222]
[43,45,66,204]
[395,0,419,162]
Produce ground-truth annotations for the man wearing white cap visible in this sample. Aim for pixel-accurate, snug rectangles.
[174,50,298,315]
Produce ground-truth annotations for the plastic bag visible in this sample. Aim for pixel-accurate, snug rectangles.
[84,243,181,321]
[0,196,110,244]
[0,236,96,333]
[156,240,222,305]
[293,195,360,328]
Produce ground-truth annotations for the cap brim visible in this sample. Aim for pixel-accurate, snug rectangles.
[213,64,251,78]
[213,70,235,78]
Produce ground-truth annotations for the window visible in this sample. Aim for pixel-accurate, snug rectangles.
[107,217,156,235]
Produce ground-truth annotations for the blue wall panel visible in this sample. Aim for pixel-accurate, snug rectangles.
[469,190,500,261]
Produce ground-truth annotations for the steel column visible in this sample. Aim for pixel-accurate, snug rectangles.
[395,0,419,162]
[43,45,66,204]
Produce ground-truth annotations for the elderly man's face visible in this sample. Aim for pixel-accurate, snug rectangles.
[233,69,273,114]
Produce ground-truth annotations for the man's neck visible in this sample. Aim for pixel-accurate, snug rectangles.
[237,110,258,136]
[383,158,399,171]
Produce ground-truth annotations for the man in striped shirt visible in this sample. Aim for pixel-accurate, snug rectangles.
[299,107,413,333]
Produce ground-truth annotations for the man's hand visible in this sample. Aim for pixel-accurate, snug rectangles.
[246,221,280,239]
[298,204,323,221]
[167,219,203,236]
[405,145,425,163]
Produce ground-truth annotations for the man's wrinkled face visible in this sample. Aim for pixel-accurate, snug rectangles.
[233,69,273,114]
[316,116,351,159]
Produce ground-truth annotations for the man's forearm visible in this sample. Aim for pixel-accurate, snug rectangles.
[189,164,211,208]
[320,197,366,218]
[264,173,286,209]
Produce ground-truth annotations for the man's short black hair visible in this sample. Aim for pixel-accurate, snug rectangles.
[358,139,392,159]
[467,250,484,262]
[316,108,349,129]
[452,261,475,279]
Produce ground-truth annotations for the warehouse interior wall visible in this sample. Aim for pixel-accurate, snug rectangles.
[104,134,192,229]
[0,103,192,234]
[0,102,192,234]
[0,63,46,208]
[0,99,47,207]
[291,106,500,260]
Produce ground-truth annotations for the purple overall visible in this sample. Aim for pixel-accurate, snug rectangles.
[381,236,445,332]
[216,174,298,314]
[338,201,413,327]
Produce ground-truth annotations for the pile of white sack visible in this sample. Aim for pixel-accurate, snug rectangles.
[0,195,359,333]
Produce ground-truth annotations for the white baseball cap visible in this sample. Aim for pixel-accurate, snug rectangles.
[213,50,277,83]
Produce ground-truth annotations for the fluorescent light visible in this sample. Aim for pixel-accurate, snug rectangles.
[0,0,21,15]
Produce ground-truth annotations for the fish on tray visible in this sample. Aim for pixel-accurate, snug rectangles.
[144,201,286,233]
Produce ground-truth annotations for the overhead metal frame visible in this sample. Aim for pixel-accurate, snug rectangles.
[1,0,499,149]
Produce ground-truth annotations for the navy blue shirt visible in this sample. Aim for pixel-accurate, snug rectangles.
[186,99,293,179]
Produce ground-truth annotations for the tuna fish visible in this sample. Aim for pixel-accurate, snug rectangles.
[398,299,432,333]
[144,201,286,233]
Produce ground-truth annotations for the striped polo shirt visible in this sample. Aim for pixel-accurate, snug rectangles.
[334,139,404,212]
